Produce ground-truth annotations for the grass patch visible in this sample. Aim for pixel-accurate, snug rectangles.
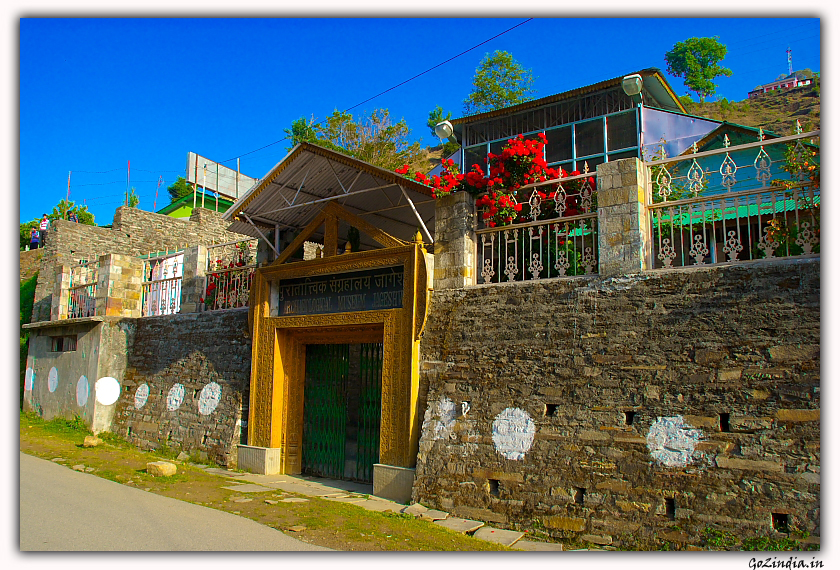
[20,410,510,551]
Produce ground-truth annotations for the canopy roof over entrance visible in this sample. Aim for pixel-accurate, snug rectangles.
[223,143,437,252]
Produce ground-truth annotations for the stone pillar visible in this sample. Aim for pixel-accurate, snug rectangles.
[596,158,650,277]
[180,245,207,313]
[433,191,476,290]
[95,254,144,317]
[51,264,71,320]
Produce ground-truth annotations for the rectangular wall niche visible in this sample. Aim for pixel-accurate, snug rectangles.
[772,513,790,533]
[50,335,77,352]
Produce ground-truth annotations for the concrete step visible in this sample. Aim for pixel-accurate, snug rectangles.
[473,526,525,547]
[513,539,564,551]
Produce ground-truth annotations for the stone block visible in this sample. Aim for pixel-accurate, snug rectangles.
[694,348,728,366]
[581,534,613,545]
[578,430,610,442]
[473,527,524,546]
[615,500,652,513]
[543,515,586,531]
[683,415,719,428]
[768,344,819,362]
[730,417,773,431]
[471,468,524,482]
[777,409,819,422]
[434,517,484,534]
[715,456,783,472]
[236,445,283,475]
[373,464,415,504]
[718,369,742,382]
[147,461,177,476]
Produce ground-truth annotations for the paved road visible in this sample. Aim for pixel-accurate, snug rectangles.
[19,452,331,551]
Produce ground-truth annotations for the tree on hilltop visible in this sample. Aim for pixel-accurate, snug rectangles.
[665,36,733,103]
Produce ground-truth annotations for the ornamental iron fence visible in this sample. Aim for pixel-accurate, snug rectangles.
[203,239,258,311]
[646,126,819,269]
[67,259,99,318]
[475,169,599,283]
[141,250,184,316]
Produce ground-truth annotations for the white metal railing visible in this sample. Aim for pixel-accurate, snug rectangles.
[203,239,258,311]
[646,128,820,269]
[141,250,184,316]
[475,170,599,283]
[67,259,99,318]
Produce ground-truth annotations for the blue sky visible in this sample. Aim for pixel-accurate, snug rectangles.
[19,16,822,226]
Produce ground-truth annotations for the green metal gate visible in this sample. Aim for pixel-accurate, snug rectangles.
[302,342,382,483]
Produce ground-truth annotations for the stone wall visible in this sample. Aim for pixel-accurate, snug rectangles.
[109,308,252,467]
[412,259,820,548]
[32,206,252,322]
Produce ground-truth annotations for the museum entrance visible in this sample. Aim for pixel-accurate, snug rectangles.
[302,342,383,483]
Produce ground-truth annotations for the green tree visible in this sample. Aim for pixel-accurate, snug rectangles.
[427,106,452,137]
[665,36,733,102]
[463,50,536,115]
[427,106,460,157]
[167,176,194,202]
[284,109,425,171]
[284,115,346,154]
[127,187,140,208]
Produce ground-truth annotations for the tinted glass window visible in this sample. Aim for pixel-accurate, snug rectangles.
[575,119,605,158]
[607,112,638,151]
[463,145,487,172]
[545,126,572,163]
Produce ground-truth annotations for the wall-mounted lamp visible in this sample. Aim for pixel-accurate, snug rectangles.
[622,74,644,106]
[434,120,458,144]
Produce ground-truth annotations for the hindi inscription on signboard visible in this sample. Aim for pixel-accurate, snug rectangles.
[276,266,405,316]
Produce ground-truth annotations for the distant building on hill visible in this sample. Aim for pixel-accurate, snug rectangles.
[748,70,815,98]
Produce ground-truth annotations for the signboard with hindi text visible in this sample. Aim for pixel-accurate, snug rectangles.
[274,266,404,316]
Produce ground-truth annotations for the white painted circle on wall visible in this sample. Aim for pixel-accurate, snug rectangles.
[48,367,59,393]
[76,376,89,407]
[492,407,536,461]
[646,416,703,468]
[134,384,150,410]
[198,382,222,415]
[24,368,34,391]
[167,383,186,411]
[95,377,121,406]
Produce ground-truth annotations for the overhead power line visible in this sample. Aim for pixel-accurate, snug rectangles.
[218,18,533,164]
[342,18,533,113]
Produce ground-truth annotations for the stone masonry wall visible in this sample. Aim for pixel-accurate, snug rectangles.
[32,206,252,322]
[412,259,820,549]
[109,308,251,467]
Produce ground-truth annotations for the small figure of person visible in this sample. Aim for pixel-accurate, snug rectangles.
[68,211,79,223]
[29,227,40,249]
[39,214,50,246]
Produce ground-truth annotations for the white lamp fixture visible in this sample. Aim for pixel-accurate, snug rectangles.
[434,120,458,144]
[622,74,643,97]
[434,120,453,140]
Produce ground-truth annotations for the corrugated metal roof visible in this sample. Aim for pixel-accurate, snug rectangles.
[223,143,437,250]
[451,68,685,127]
